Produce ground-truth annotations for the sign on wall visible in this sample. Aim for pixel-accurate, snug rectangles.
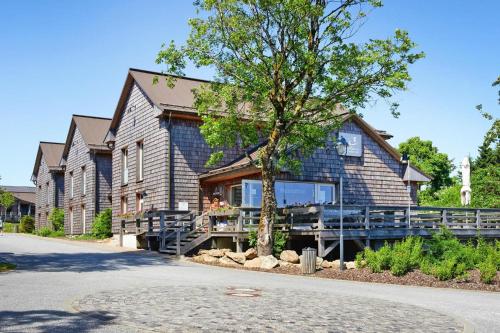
[338,132,363,157]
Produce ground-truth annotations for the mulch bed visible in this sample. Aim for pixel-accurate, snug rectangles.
[187,258,500,292]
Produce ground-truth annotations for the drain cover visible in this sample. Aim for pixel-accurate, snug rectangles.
[225,287,261,297]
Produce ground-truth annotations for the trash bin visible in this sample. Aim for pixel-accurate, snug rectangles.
[301,247,317,274]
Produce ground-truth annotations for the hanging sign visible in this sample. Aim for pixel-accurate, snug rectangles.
[339,132,363,157]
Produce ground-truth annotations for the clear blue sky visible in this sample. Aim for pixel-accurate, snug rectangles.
[0,0,498,186]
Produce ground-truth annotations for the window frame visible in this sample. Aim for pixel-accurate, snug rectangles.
[120,196,128,214]
[81,204,86,234]
[81,166,87,196]
[69,171,74,199]
[121,147,129,186]
[136,192,144,213]
[136,140,144,182]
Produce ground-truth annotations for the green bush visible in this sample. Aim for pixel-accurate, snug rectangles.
[48,208,64,231]
[362,245,391,273]
[273,230,288,256]
[478,259,497,284]
[433,258,456,281]
[37,227,52,237]
[91,208,112,239]
[248,229,258,248]
[3,222,16,233]
[390,237,423,276]
[19,215,35,233]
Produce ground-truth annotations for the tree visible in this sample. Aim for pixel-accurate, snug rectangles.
[0,191,15,221]
[48,208,65,232]
[398,137,454,192]
[157,0,423,255]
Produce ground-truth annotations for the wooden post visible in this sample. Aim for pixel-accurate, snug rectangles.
[406,208,411,229]
[119,220,125,247]
[441,209,447,228]
[318,236,325,258]
[147,216,153,251]
[364,206,370,249]
[176,228,181,255]
[159,212,165,230]
[135,218,141,234]
[208,216,213,237]
[476,210,481,229]
[318,206,325,230]
[236,215,243,253]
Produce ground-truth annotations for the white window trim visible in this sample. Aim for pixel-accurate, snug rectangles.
[122,148,129,185]
[70,172,74,199]
[136,141,144,182]
[82,166,87,196]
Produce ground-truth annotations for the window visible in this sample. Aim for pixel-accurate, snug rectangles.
[120,196,128,214]
[136,192,144,212]
[229,185,242,207]
[136,141,144,182]
[81,205,86,234]
[81,166,87,196]
[70,172,74,199]
[46,182,50,205]
[69,207,74,234]
[242,180,335,208]
[121,148,129,185]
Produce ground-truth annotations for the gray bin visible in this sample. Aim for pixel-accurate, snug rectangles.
[301,247,317,274]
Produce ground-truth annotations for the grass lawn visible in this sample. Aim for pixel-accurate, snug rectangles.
[0,262,16,272]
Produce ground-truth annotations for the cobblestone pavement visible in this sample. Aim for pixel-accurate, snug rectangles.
[73,285,461,333]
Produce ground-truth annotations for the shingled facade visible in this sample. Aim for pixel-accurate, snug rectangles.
[61,115,112,235]
[31,142,65,230]
[106,69,429,235]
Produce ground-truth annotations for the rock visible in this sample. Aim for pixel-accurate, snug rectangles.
[200,254,219,264]
[244,248,257,260]
[198,249,209,255]
[280,250,299,263]
[260,255,279,270]
[345,261,356,270]
[219,256,241,267]
[321,260,332,269]
[316,257,324,268]
[243,257,262,268]
[192,255,203,263]
[331,260,346,269]
[206,249,227,257]
[278,260,294,267]
[226,251,246,264]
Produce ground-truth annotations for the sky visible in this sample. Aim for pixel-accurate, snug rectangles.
[0,0,498,186]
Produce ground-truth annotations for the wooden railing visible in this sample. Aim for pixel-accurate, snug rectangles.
[206,205,500,234]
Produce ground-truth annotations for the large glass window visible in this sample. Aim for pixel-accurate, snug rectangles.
[242,180,335,208]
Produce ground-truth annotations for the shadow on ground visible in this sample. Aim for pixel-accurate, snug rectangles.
[0,310,116,333]
[0,251,176,273]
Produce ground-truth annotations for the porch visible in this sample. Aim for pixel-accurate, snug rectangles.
[119,205,500,257]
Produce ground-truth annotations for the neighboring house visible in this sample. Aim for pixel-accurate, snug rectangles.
[61,115,112,235]
[0,186,36,222]
[31,142,65,229]
[106,68,430,235]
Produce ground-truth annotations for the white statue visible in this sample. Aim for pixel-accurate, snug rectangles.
[460,156,471,206]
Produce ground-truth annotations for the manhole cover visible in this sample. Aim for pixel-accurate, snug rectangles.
[225,287,261,297]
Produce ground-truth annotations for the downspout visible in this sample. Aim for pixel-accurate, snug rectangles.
[166,111,174,210]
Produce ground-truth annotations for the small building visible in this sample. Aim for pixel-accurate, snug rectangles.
[61,115,112,235]
[31,142,65,229]
[106,69,430,239]
[0,186,36,222]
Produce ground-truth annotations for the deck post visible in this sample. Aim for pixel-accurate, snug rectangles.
[317,206,325,257]
[364,206,370,248]
[147,216,153,251]
[236,215,243,252]
[159,212,165,230]
[406,208,411,229]
[176,228,181,255]
[476,210,481,229]
[208,216,213,237]
[119,220,125,247]
[135,218,141,234]
[441,209,447,228]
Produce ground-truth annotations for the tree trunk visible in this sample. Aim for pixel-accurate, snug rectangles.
[258,157,276,256]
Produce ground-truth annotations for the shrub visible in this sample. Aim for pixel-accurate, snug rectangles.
[479,257,497,284]
[355,252,366,268]
[19,215,35,233]
[248,229,257,248]
[362,245,392,273]
[37,227,52,237]
[48,208,64,231]
[3,222,16,233]
[390,237,423,276]
[433,258,456,281]
[91,208,112,239]
[273,230,288,256]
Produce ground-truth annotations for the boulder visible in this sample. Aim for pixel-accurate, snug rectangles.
[316,257,324,269]
[206,249,227,258]
[280,250,299,263]
[321,260,333,269]
[226,251,246,264]
[244,248,258,260]
[201,254,219,264]
[219,256,241,267]
[345,261,356,270]
[331,260,346,270]
[260,255,279,270]
[278,260,294,267]
[243,257,262,269]
[198,249,209,255]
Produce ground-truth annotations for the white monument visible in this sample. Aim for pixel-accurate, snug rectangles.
[460,156,471,206]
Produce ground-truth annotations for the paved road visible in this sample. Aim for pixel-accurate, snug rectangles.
[0,234,499,332]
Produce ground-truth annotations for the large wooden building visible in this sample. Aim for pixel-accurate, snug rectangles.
[106,69,430,237]
[61,115,112,235]
[31,142,65,230]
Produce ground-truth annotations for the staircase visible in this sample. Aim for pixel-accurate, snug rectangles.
[158,212,211,256]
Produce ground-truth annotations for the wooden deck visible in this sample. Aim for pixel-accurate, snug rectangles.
[119,205,500,257]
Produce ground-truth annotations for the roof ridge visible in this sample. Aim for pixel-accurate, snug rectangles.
[40,141,65,145]
[72,114,112,120]
[129,68,213,84]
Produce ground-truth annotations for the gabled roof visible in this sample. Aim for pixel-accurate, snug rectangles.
[404,165,432,182]
[1,186,36,204]
[109,68,209,131]
[62,115,112,159]
[31,142,65,181]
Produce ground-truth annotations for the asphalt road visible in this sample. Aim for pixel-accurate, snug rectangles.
[0,234,499,332]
